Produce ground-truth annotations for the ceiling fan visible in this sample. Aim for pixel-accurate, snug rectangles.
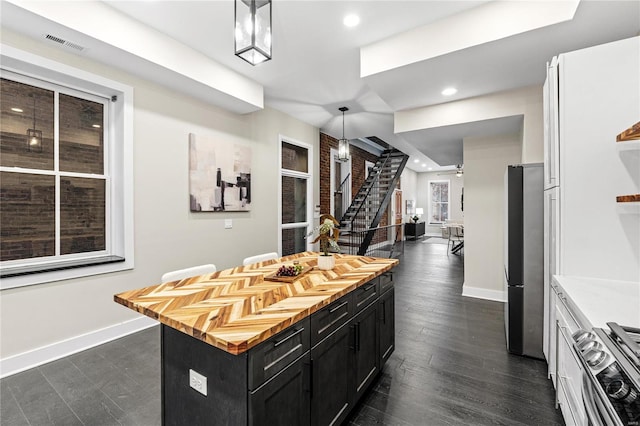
[437,164,464,177]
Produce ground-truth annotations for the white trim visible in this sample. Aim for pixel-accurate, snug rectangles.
[0,316,157,379]
[427,179,451,225]
[461,283,506,302]
[278,135,314,255]
[0,44,134,289]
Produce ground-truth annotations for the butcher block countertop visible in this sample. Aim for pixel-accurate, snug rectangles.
[114,252,398,355]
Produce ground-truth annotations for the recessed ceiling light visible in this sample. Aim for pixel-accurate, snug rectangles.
[441,87,457,96]
[422,163,427,167]
[413,159,420,163]
[343,14,360,27]
[428,167,433,171]
[11,107,23,113]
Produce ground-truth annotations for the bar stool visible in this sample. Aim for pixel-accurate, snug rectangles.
[242,252,278,266]
[161,264,217,283]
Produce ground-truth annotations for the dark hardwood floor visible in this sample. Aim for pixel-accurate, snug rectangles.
[0,238,563,425]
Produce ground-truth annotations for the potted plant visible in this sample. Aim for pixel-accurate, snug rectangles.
[308,214,340,270]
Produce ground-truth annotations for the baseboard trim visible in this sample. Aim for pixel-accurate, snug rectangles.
[0,316,157,379]
[462,284,506,303]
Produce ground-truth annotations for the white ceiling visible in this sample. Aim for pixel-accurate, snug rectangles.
[2,0,639,171]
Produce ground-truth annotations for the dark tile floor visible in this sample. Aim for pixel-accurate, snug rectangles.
[0,238,564,425]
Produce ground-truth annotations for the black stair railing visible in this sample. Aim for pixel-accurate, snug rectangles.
[339,149,408,257]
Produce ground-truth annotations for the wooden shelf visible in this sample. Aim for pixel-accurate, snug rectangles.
[616,194,640,203]
[616,121,640,142]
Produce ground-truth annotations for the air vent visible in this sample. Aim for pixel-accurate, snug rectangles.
[44,34,86,52]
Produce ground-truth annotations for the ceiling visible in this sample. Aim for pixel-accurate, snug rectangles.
[1,0,639,172]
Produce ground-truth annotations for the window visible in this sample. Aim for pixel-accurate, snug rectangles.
[428,180,450,224]
[279,138,313,256]
[0,45,133,289]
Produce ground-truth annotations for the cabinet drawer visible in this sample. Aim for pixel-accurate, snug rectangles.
[379,272,393,294]
[248,318,310,390]
[310,294,353,347]
[353,280,379,314]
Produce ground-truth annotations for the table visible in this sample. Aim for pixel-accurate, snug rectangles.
[114,252,399,425]
[405,221,425,240]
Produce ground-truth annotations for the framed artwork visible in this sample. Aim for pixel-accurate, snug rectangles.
[405,199,414,214]
[189,133,252,212]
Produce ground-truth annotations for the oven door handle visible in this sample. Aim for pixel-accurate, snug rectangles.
[582,373,605,426]
[575,343,625,426]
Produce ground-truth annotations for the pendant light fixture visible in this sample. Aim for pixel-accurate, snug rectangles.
[337,106,350,162]
[27,94,42,153]
[235,0,272,65]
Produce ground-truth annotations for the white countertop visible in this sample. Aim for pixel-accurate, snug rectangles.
[553,275,640,329]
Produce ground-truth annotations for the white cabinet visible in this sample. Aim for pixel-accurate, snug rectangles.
[543,57,560,191]
[543,186,560,379]
[553,280,586,426]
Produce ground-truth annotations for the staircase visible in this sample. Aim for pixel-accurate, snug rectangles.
[339,148,408,257]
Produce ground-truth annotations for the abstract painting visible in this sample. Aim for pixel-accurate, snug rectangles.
[189,133,252,212]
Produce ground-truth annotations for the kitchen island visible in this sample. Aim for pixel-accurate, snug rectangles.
[114,252,398,425]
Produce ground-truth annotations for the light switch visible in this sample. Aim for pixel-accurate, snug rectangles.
[224,219,232,229]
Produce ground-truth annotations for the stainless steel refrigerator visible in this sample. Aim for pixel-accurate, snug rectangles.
[504,163,544,359]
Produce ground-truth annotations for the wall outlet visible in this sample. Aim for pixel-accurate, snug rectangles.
[189,369,207,396]
[224,219,232,229]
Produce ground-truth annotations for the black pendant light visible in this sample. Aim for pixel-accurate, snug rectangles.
[235,0,272,65]
[27,94,42,153]
[337,107,349,162]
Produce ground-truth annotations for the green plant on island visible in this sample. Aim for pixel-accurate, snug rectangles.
[308,214,341,256]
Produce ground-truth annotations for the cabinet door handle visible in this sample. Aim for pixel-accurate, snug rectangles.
[329,301,348,314]
[362,283,376,292]
[356,322,361,351]
[382,302,386,323]
[308,359,314,399]
[274,327,304,347]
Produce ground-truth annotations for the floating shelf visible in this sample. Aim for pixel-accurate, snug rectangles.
[616,194,640,203]
[617,121,640,142]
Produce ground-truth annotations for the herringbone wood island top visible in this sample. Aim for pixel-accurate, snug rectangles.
[114,252,398,354]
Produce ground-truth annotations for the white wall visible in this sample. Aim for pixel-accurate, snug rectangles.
[400,167,418,222]
[0,30,319,364]
[559,36,640,282]
[416,172,464,236]
[462,133,522,301]
[395,85,543,164]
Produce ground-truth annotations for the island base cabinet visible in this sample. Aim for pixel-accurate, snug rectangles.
[379,287,395,364]
[161,325,248,426]
[249,353,311,426]
[352,302,379,403]
[159,275,395,426]
[310,323,352,426]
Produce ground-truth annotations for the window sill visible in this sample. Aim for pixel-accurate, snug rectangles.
[0,256,131,290]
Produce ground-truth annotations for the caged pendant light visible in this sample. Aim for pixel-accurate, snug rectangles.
[27,94,42,153]
[337,107,350,162]
[235,0,272,65]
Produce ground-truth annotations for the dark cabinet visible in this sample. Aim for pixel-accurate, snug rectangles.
[310,323,352,426]
[161,274,395,426]
[351,301,379,402]
[249,353,311,426]
[405,222,425,240]
[378,287,395,364]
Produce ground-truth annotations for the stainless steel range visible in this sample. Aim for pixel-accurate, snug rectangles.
[572,323,640,426]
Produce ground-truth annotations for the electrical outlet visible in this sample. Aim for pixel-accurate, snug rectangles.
[224,219,232,229]
[189,369,207,396]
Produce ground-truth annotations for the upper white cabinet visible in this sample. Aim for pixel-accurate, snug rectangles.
[543,57,560,191]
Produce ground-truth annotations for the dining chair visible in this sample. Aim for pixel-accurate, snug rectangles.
[242,252,279,266]
[161,264,217,283]
[447,225,464,256]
